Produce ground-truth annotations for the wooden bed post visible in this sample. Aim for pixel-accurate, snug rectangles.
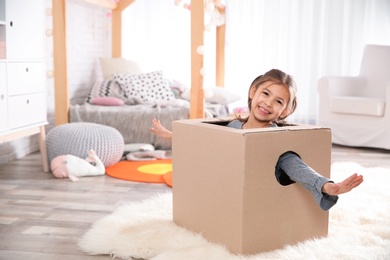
[216,23,225,87]
[52,0,69,126]
[54,0,223,124]
[190,0,205,119]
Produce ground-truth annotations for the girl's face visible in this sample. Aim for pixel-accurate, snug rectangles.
[247,81,290,127]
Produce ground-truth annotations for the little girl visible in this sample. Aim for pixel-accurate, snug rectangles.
[151,69,363,211]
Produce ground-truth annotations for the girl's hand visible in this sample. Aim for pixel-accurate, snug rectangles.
[322,173,364,195]
[150,119,172,139]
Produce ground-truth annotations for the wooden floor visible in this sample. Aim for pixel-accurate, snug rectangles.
[0,145,389,259]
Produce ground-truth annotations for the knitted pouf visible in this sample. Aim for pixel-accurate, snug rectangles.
[47,122,124,167]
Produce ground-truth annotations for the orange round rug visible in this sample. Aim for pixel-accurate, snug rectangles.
[106,159,172,186]
[162,171,172,187]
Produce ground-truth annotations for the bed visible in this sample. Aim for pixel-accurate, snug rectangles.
[52,0,229,149]
[69,68,233,149]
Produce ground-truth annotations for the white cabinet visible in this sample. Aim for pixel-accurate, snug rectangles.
[0,0,48,172]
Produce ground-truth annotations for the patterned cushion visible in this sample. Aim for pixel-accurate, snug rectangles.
[46,123,124,167]
[113,71,175,104]
[85,80,134,104]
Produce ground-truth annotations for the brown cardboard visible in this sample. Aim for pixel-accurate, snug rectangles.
[172,118,332,255]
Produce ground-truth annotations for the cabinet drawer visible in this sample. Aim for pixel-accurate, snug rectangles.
[8,92,46,129]
[7,62,45,95]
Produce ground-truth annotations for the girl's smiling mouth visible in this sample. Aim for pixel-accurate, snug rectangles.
[258,105,271,114]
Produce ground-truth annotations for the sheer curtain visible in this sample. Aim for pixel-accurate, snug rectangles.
[224,0,390,123]
[122,0,390,123]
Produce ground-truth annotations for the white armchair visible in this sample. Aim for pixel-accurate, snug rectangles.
[317,44,390,150]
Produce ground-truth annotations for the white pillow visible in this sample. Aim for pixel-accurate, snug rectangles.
[182,87,241,105]
[113,71,176,104]
[99,57,144,80]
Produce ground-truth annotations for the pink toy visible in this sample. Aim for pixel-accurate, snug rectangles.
[50,150,105,182]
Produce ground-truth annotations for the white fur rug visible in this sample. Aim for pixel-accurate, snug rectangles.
[79,162,390,260]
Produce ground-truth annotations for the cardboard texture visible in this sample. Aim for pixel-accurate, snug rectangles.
[172,118,332,255]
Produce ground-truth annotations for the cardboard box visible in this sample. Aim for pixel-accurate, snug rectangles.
[172,118,331,255]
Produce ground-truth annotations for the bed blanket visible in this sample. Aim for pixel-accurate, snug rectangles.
[70,104,190,150]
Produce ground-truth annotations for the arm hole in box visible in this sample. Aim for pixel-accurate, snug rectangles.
[274,151,300,186]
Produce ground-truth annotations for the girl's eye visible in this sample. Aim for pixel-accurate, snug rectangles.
[262,91,269,96]
[276,100,283,105]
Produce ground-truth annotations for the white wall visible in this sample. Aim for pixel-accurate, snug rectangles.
[67,0,111,105]
[0,0,111,165]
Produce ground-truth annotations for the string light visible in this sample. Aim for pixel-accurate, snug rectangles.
[175,0,225,30]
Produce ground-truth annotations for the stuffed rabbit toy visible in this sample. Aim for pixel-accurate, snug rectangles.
[50,149,105,181]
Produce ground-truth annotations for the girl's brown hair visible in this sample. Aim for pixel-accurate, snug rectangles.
[236,69,298,125]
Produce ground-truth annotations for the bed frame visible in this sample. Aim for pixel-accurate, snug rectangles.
[52,0,226,126]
